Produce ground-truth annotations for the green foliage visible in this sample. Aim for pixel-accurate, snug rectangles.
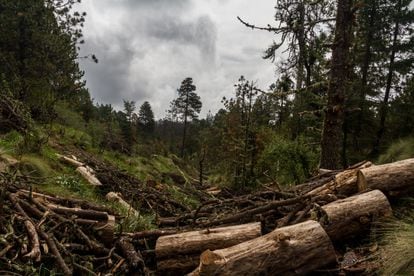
[0,0,90,121]
[166,185,199,209]
[377,137,414,164]
[258,135,318,186]
[138,101,155,136]
[169,77,202,121]
[0,131,23,153]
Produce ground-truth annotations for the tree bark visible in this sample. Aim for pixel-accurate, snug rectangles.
[156,222,261,274]
[357,158,414,196]
[190,220,336,276]
[320,0,354,169]
[155,222,261,259]
[321,189,392,241]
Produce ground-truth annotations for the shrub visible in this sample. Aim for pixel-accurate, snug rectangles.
[257,135,318,186]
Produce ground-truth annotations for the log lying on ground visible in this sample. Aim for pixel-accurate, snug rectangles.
[56,154,84,167]
[321,189,392,241]
[156,222,261,274]
[190,220,336,276]
[357,158,414,196]
[306,161,372,197]
[57,153,102,186]
[106,192,140,218]
[76,166,102,186]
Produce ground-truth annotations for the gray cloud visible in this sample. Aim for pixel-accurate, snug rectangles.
[78,0,276,117]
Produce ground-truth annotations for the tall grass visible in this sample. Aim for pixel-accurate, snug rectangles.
[374,209,414,275]
[378,137,414,164]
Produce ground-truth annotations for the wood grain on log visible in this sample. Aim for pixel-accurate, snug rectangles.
[357,158,414,195]
[321,190,392,241]
[156,222,261,274]
[190,220,336,276]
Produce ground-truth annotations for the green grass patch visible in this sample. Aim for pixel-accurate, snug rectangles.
[378,137,414,164]
[166,184,199,209]
[0,130,23,153]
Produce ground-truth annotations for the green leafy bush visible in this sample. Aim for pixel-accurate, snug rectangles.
[257,135,318,186]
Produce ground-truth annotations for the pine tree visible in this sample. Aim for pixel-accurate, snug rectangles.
[169,77,202,157]
[138,101,155,136]
[0,0,92,121]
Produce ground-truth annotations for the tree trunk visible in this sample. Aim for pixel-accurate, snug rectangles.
[190,220,336,276]
[321,189,392,241]
[156,222,261,274]
[372,0,401,156]
[357,158,414,196]
[320,0,354,169]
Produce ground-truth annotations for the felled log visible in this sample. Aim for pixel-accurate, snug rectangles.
[56,154,84,167]
[156,222,261,274]
[190,220,336,276]
[321,189,392,241]
[76,166,102,186]
[106,192,140,218]
[306,161,372,197]
[357,158,414,196]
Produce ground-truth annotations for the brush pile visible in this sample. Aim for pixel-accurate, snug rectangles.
[0,176,145,275]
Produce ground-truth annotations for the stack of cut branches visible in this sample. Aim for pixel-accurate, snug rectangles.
[0,182,146,275]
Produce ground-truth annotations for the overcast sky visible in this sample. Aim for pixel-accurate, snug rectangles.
[78,0,278,119]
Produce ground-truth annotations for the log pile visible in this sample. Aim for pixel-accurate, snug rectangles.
[0,182,144,275]
[1,156,413,275]
[150,159,414,274]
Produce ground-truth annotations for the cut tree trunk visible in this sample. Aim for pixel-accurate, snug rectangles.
[56,154,84,168]
[357,158,414,196]
[156,222,261,274]
[76,166,102,186]
[321,189,392,241]
[190,220,336,276]
[306,161,372,197]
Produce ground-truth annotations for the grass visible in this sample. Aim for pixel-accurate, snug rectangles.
[1,125,200,232]
[166,185,200,209]
[0,130,23,154]
[378,137,414,164]
[373,205,414,275]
